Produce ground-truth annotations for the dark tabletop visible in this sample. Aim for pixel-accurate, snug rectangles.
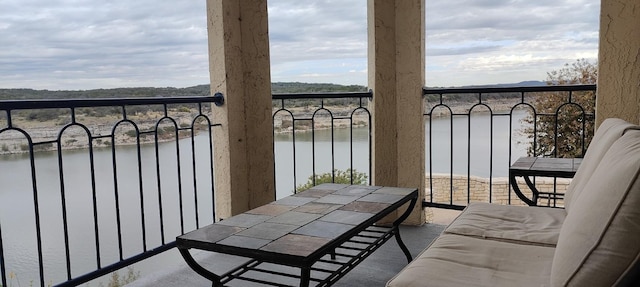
[510,157,582,178]
[177,184,417,264]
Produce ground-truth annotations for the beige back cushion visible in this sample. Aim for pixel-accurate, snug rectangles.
[564,118,638,211]
[551,129,640,286]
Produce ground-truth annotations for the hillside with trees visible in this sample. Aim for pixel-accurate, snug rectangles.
[0,82,368,101]
[0,82,370,122]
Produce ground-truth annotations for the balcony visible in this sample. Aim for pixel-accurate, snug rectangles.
[0,84,596,286]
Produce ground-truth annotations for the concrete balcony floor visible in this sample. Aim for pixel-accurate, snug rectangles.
[127,209,459,287]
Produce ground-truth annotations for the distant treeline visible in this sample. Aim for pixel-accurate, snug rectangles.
[423,81,546,103]
[0,81,542,101]
[1,81,541,122]
[0,82,370,121]
[423,92,523,103]
[0,82,369,101]
[0,85,211,101]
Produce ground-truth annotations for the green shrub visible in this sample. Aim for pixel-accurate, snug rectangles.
[99,267,139,287]
[278,119,293,130]
[34,143,53,152]
[25,109,63,122]
[296,169,367,192]
[125,130,138,138]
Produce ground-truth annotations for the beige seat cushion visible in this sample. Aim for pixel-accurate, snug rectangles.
[444,202,566,246]
[386,234,555,287]
[551,129,640,286]
[564,118,639,211]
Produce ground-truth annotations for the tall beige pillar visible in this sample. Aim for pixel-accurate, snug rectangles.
[368,0,426,225]
[596,0,640,126]
[207,0,274,219]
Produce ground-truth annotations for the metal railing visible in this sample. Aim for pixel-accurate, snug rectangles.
[0,95,222,287]
[272,91,372,195]
[0,90,372,286]
[422,84,596,209]
[0,85,596,286]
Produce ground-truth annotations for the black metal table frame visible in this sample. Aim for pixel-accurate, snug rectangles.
[177,191,418,287]
[509,157,580,206]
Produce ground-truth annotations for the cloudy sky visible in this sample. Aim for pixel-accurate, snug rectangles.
[0,0,599,90]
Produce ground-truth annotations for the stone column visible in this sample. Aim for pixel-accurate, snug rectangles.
[207,0,274,219]
[368,0,426,225]
[596,0,640,126]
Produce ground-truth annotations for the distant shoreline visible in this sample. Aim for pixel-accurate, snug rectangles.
[1,100,522,155]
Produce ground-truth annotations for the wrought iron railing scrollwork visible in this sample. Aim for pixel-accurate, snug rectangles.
[272,91,373,195]
[0,95,222,287]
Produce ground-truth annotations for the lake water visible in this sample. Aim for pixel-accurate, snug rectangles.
[426,109,530,178]
[0,110,530,285]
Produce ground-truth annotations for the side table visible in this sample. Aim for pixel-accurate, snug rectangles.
[509,157,581,206]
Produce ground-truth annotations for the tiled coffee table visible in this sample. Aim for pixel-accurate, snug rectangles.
[177,184,418,287]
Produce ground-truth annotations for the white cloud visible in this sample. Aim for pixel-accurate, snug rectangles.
[0,0,599,90]
[425,0,599,86]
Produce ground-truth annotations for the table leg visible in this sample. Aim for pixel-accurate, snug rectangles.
[509,173,537,206]
[392,196,417,263]
[522,176,540,204]
[300,267,311,287]
[178,247,223,287]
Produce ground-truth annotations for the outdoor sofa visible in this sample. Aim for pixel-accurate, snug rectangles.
[387,118,640,286]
